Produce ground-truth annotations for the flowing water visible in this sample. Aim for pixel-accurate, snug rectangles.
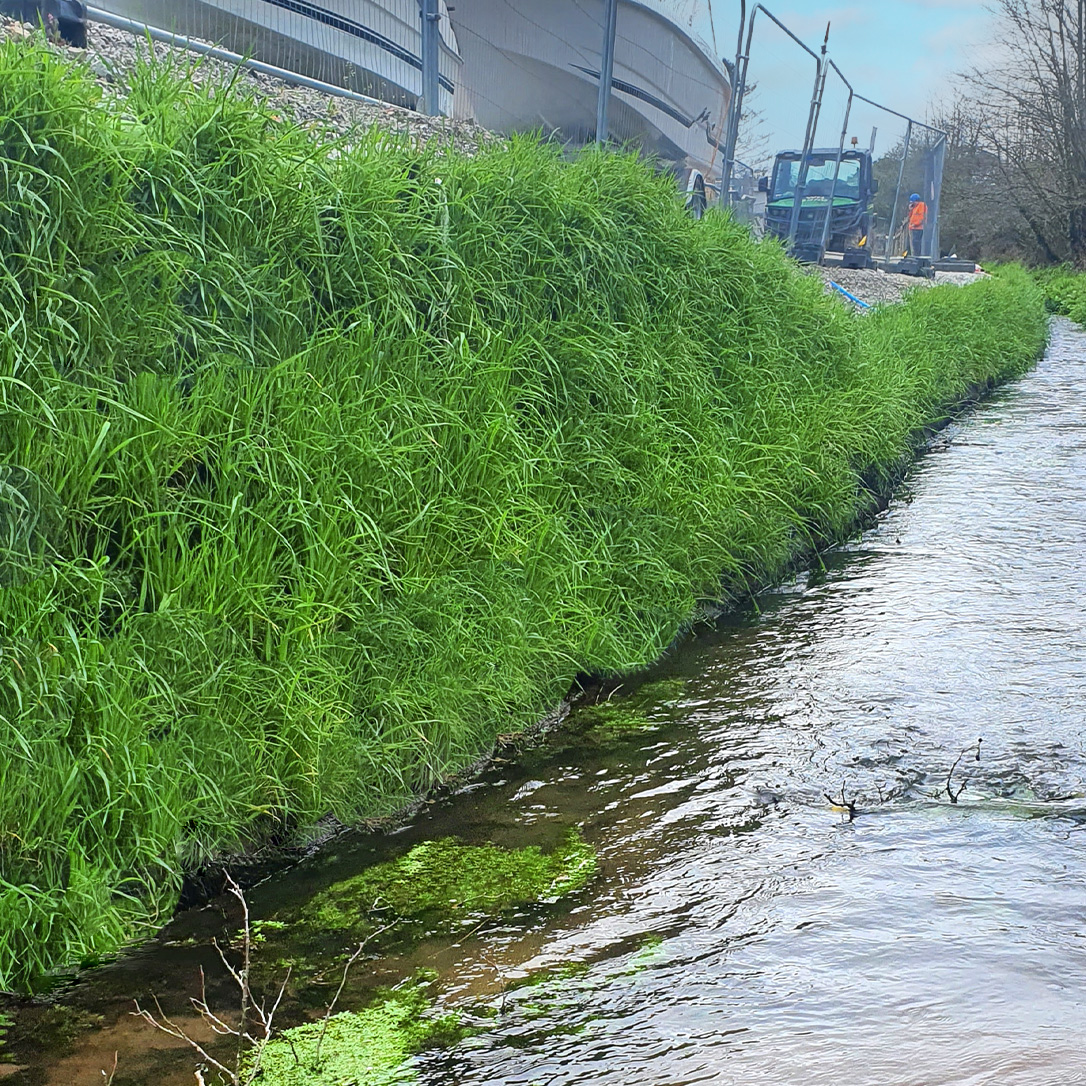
[7,320,1086,1085]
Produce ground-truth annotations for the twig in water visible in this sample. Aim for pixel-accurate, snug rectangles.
[314,912,397,1067]
[824,784,857,822]
[480,944,510,1015]
[946,738,983,804]
[132,991,238,1086]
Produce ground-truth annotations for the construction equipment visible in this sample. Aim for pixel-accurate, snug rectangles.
[761,146,878,263]
[890,256,935,279]
[720,8,948,270]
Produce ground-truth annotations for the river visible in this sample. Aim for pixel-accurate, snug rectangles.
[8,319,1086,1086]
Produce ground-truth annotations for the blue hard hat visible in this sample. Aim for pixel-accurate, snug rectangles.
[909,193,921,201]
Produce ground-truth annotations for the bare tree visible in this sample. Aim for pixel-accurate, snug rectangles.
[734,82,772,175]
[964,0,1086,263]
[915,97,1036,262]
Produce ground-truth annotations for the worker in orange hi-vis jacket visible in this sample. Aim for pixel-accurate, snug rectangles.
[908,193,928,256]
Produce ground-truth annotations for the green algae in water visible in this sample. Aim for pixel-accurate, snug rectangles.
[577,705,654,736]
[306,829,597,936]
[249,982,463,1086]
[512,932,667,996]
[248,919,289,946]
[487,934,672,1047]
[575,678,687,738]
[611,934,672,985]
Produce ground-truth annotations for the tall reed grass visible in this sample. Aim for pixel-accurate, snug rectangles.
[0,39,1048,989]
[1032,264,1086,324]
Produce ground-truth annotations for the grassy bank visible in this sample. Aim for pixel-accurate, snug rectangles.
[0,40,1048,990]
[1033,265,1086,323]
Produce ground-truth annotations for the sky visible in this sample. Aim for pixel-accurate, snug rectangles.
[694,1,1000,167]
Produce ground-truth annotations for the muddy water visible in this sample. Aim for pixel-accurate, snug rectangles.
[9,320,1086,1085]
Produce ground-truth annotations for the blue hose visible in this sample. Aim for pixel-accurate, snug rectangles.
[829,281,872,309]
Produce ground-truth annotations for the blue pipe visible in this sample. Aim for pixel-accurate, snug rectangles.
[829,281,871,309]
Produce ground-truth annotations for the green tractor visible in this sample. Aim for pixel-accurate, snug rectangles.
[761,147,878,264]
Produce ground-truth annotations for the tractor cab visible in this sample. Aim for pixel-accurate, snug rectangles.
[762,148,878,262]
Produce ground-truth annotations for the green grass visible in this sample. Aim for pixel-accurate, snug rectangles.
[0,39,1049,990]
[1032,264,1086,323]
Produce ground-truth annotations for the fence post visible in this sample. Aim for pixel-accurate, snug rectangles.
[719,0,747,205]
[420,0,440,116]
[928,135,946,260]
[819,61,854,255]
[786,25,830,252]
[596,0,619,144]
[887,120,912,259]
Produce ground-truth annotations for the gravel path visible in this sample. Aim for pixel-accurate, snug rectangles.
[814,265,987,309]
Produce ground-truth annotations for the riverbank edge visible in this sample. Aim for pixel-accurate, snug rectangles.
[175,353,1041,915]
[2,283,1049,992]
[1,349,1041,1026]
[0,36,1049,990]
[0,318,1054,1086]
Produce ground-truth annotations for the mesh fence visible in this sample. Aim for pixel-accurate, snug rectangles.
[90,0,460,112]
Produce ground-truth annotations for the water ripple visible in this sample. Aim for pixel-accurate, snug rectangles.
[427,320,1086,1085]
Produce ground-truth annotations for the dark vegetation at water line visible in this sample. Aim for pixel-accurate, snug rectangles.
[0,37,1048,991]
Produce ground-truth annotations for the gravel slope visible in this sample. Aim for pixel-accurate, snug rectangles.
[814,265,988,308]
[1,13,496,152]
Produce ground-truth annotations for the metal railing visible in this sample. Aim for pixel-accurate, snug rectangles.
[817,60,854,254]
[720,5,829,251]
[87,0,457,116]
[87,5,388,107]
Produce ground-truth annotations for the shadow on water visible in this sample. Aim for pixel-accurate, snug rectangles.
[7,322,1086,1086]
